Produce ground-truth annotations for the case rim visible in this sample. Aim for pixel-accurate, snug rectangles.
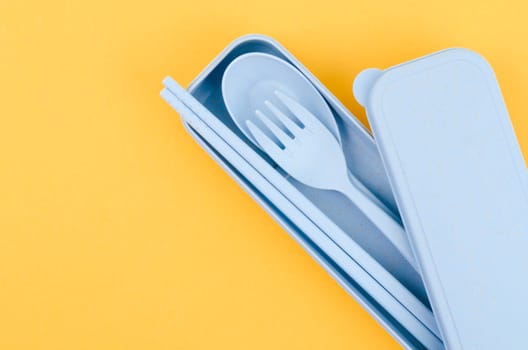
[162,34,444,349]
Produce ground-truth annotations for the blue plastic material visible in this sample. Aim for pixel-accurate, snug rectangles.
[357,48,528,350]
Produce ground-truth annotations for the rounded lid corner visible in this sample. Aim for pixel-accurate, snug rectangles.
[352,68,382,107]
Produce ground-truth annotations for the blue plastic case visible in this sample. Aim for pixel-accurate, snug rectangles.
[160,35,528,349]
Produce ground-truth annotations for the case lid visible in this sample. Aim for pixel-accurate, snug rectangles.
[353,48,528,350]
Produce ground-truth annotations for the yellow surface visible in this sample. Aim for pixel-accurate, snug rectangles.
[0,0,527,349]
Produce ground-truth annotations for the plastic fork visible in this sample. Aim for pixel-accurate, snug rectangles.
[247,90,419,272]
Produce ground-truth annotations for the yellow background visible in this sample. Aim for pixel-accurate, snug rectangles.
[1,0,527,349]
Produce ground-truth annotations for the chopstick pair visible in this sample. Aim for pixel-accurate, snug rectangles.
[160,77,440,342]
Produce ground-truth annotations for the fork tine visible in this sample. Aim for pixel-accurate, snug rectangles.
[246,120,283,159]
[255,109,291,147]
[264,100,302,134]
[274,90,319,130]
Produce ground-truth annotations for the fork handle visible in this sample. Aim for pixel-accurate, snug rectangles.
[339,181,420,273]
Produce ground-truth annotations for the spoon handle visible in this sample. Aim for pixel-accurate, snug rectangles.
[339,180,420,273]
[347,170,400,222]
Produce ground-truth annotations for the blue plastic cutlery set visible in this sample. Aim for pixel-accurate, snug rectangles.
[160,35,528,349]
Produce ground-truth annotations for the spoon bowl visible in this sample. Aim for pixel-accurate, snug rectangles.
[221,52,340,147]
